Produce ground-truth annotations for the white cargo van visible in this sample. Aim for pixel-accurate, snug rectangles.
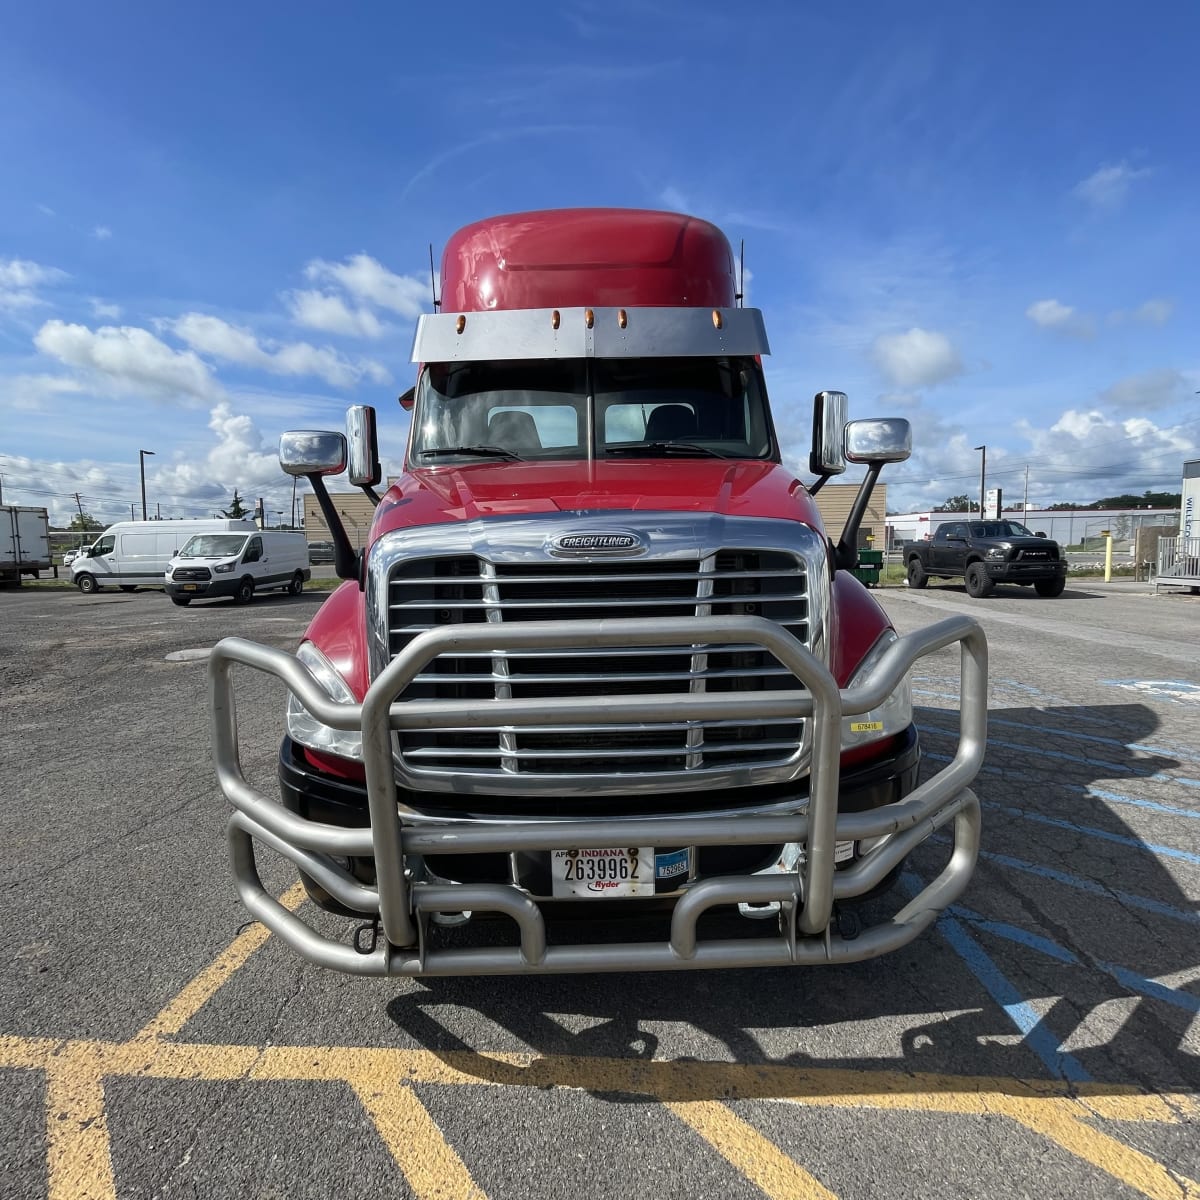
[72,519,257,594]
[165,530,311,606]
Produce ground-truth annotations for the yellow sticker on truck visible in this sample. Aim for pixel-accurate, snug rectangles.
[849,721,884,732]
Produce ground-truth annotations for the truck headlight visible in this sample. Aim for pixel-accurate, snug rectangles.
[841,630,912,752]
[213,561,236,573]
[286,642,363,761]
[985,547,1007,560]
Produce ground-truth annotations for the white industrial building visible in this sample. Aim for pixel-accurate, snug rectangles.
[885,507,1180,553]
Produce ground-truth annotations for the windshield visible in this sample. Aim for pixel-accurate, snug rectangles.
[408,356,777,464]
[969,522,1034,538]
[177,534,248,558]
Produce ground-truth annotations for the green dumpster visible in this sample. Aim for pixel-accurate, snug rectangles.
[852,548,883,588]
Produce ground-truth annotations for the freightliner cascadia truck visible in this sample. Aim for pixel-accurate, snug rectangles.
[211,208,987,977]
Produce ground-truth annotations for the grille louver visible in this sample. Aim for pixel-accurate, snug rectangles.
[385,551,810,781]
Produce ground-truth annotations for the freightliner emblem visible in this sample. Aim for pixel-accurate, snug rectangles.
[548,530,647,557]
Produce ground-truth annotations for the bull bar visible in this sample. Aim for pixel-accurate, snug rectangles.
[210,613,986,976]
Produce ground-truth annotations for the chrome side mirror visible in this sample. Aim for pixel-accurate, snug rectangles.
[809,390,848,475]
[279,431,347,477]
[844,418,912,464]
[346,405,381,487]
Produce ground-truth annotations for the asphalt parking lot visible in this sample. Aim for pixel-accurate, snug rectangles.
[1,579,1197,1199]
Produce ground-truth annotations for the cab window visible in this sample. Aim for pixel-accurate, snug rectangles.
[243,537,263,563]
[92,535,115,557]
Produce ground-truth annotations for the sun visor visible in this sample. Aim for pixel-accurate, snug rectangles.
[410,306,770,363]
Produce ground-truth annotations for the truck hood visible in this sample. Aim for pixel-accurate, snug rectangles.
[372,460,824,537]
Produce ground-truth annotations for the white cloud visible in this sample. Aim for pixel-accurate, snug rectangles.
[168,312,390,388]
[89,299,123,320]
[1131,298,1173,326]
[0,258,68,310]
[3,373,85,411]
[303,254,427,318]
[35,319,220,400]
[284,289,385,338]
[1025,298,1094,339]
[152,401,285,507]
[1099,368,1189,412]
[871,327,962,389]
[1072,160,1150,210]
[92,225,113,241]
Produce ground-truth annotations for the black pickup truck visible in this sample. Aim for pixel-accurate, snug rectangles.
[904,519,1068,597]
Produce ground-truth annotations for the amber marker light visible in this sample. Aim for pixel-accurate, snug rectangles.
[585,308,595,328]
[617,309,628,328]
[712,310,723,329]
[455,315,466,334]
[551,310,561,329]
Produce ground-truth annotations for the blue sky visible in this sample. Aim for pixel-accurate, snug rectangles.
[2,0,1197,526]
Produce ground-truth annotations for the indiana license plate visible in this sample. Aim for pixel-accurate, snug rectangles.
[551,847,655,898]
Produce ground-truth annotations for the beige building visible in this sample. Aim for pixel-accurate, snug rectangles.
[811,482,887,547]
[306,481,884,549]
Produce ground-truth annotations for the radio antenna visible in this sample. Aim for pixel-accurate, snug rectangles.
[428,244,441,311]
[735,238,745,307]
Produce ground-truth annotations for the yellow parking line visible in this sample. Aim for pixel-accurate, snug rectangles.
[1006,1102,1200,1200]
[3,1031,1198,1199]
[667,1099,838,1200]
[133,882,306,1041]
[45,1046,116,1200]
[351,1075,487,1200]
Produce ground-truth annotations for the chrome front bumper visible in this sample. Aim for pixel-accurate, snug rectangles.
[210,614,986,976]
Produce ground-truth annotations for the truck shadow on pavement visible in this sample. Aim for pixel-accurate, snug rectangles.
[386,701,1200,1099]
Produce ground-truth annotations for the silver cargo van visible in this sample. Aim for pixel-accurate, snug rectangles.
[72,519,257,594]
[165,530,311,605]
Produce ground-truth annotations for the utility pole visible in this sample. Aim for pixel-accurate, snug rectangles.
[1023,464,1030,514]
[973,445,986,515]
[74,492,86,550]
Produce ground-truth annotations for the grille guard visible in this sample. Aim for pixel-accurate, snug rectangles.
[210,614,987,976]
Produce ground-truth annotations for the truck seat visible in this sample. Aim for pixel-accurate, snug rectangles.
[487,410,542,453]
[645,404,697,440]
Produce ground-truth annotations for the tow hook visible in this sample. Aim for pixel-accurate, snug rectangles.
[353,918,380,954]
[834,905,861,941]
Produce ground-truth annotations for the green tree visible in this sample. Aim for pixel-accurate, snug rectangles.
[221,489,247,519]
[1092,490,1181,509]
[68,511,104,531]
[934,494,977,512]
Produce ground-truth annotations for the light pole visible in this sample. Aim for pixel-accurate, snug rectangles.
[973,445,986,516]
[138,449,155,521]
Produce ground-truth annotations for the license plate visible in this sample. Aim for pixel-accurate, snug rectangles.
[183,584,198,591]
[551,847,655,898]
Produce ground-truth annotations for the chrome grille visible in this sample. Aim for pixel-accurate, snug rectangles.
[385,550,810,780]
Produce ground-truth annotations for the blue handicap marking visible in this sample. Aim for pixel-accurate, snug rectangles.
[1104,679,1200,704]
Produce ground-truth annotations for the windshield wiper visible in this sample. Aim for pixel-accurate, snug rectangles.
[418,445,521,461]
[605,442,728,459]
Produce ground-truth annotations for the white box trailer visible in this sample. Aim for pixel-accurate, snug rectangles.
[0,505,52,584]
[71,519,257,594]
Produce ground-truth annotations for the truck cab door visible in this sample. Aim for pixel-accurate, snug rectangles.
[934,524,963,570]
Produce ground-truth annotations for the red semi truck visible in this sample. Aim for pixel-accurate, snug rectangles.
[211,208,986,976]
